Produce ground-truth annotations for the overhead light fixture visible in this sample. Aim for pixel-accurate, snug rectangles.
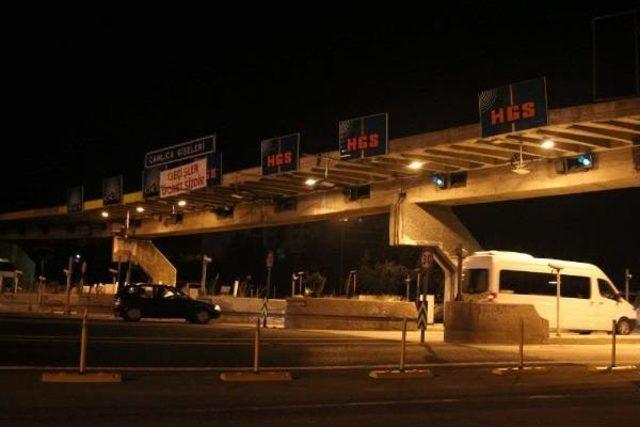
[135,206,145,213]
[556,153,596,174]
[407,160,425,170]
[305,178,319,187]
[101,211,109,218]
[541,138,555,150]
[177,200,187,207]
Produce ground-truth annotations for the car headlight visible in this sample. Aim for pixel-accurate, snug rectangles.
[214,304,221,312]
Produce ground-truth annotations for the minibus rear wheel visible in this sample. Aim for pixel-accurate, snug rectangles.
[616,318,632,335]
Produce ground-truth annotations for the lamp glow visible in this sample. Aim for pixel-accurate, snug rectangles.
[177,200,187,207]
[305,178,318,187]
[407,160,425,170]
[541,139,555,149]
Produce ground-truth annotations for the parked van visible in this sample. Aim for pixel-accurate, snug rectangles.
[461,251,637,335]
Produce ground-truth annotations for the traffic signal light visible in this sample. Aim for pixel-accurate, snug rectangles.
[558,153,595,174]
[432,174,447,189]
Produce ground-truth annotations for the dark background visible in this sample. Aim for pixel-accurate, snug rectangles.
[3,5,639,292]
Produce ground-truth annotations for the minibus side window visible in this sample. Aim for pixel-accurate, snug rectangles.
[560,275,591,299]
[499,270,556,296]
[597,279,619,301]
[461,269,488,294]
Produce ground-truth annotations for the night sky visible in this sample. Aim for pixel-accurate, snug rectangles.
[3,5,639,290]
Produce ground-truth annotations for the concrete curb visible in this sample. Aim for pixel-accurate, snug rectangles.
[588,365,639,372]
[41,372,122,383]
[369,369,433,379]
[219,371,292,382]
[491,366,550,376]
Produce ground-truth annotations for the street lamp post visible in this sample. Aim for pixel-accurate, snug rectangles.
[200,255,212,296]
[549,264,564,337]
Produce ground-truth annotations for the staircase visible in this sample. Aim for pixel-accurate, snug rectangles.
[112,237,177,285]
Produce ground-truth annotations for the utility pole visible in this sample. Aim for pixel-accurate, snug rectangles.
[64,256,74,315]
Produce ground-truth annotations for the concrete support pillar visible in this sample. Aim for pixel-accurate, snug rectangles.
[389,200,481,254]
[389,200,482,307]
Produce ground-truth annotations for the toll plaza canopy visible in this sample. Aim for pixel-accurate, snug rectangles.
[0,97,638,240]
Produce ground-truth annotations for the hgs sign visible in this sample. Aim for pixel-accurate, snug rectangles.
[478,77,548,137]
[339,113,388,160]
[261,133,300,176]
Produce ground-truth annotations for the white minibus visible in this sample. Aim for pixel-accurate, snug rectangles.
[461,251,637,334]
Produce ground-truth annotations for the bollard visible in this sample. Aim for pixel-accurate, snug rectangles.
[400,318,407,372]
[610,319,617,370]
[518,318,525,370]
[79,309,88,374]
[253,318,260,374]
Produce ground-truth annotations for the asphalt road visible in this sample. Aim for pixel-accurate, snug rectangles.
[0,314,638,369]
[0,367,638,426]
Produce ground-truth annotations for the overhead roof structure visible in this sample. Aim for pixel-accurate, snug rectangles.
[0,97,638,238]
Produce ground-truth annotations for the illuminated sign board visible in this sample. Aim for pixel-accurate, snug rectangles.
[478,77,548,137]
[144,134,215,169]
[339,113,388,160]
[261,133,300,176]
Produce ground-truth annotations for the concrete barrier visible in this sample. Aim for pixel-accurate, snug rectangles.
[284,297,418,330]
[444,301,549,344]
[207,296,286,326]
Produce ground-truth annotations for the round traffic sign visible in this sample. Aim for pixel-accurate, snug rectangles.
[266,250,275,268]
[420,248,434,270]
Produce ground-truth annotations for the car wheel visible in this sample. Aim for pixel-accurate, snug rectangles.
[193,310,211,325]
[124,308,142,322]
[616,318,632,335]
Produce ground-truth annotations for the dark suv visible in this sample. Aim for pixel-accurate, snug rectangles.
[114,283,221,324]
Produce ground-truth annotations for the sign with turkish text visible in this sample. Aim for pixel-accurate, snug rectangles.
[67,186,84,213]
[478,77,548,137]
[339,113,388,160]
[261,133,300,176]
[102,175,123,206]
[144,135,216,169]
[160,157,208,198]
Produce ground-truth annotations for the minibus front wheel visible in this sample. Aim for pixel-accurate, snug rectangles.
[615,318,633,335]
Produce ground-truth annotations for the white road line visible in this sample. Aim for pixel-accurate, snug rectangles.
[0,361,638,372]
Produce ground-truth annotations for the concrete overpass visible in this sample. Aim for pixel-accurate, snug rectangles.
[1,97,637,243]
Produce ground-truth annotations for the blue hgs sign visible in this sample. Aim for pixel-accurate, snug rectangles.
[478,77,548,137]
[339,113,388,160]
[261,133,300,176]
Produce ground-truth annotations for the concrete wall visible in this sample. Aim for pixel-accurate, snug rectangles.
[284,297,419,330]
[444,301,549,344]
